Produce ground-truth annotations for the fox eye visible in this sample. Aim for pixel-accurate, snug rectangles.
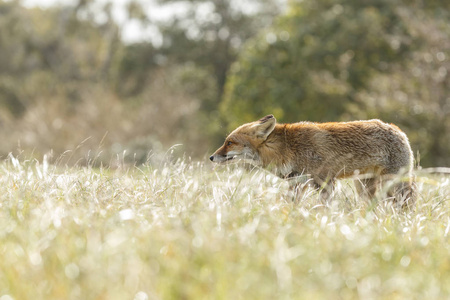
[227,141,233,146]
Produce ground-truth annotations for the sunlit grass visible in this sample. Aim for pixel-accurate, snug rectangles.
[0,155,449,299]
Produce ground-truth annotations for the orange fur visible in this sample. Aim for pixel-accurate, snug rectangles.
[210,115,415,207]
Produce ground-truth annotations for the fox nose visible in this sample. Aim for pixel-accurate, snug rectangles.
[209,155,214,161]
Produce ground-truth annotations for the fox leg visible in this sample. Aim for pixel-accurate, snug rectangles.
[312,175,335,201]
[290,181,312,202]
[286,173,313,202]
[387,176,416,209]
[354,177,378,198]
[382,166,416,209]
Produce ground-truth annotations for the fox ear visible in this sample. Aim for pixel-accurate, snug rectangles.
[253,115,276,139]
[258,114,275,123]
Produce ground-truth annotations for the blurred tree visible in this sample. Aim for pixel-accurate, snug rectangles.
[0,0,132,163]
[158,0,283,102]
[117,42,158,96]
[115,0,286,149]
[0,0,122,115]
[1,0,252,161]
[117,0,284,103]
[222,0,450,166]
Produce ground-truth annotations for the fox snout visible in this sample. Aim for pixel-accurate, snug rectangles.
[210,144,258,164]
[209,155,227,162]
[209,152,234,163]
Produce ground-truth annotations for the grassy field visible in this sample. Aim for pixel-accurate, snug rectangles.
[0,155,449,300]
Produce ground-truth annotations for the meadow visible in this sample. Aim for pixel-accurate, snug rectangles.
[0,154,449,300]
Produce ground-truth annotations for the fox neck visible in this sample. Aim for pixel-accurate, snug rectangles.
[256,124,292,176]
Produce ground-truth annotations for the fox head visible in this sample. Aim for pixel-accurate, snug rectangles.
[209,115,276,164]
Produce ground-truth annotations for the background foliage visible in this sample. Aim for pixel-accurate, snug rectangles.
[0,0,448,166]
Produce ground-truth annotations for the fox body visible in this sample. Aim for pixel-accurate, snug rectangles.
[210,115,414,206]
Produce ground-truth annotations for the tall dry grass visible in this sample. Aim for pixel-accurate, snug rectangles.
[0,154,449,299]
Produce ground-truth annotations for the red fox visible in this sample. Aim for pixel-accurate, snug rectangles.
[210,115,415,207]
